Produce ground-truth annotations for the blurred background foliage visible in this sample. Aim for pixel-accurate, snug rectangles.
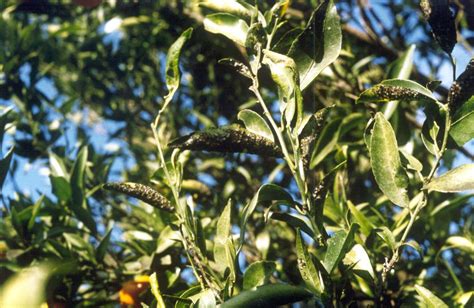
[0,0,473,307]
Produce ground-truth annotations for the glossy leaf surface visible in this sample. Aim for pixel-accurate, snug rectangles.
[414,284,449,308]
[238,109,274,142]
[204,13,248,46]
[221,283,313,307]
[243,261,276,290]
[296,231,323,295]
[425,164,474,192]
[323,224,358,274]
[288,0,341,90]
[370,113,409,207]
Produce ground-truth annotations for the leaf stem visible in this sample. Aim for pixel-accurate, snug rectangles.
[152,101,221,296]
[266,17,280,50]
[250,82,295,171]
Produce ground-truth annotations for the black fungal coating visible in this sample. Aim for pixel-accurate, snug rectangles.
[300,135,314,170]
[448,58,474,110]
[420,0,457,54]
[219,59,252,79]
[103,182,174,212]
[168,125,283,157]
[300,109,328,169]
[373,85,423,101]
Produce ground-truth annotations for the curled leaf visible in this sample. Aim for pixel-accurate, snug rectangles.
[448,58,474,111]
[104,182,174,212]
[199,0,252,18]
[168,125,282,157]
[420,0,457,54]
[269,212,315,237]
[166,28,193,94]
[203,13,249,46]
[0,146,14,189]
[358,79,437,104]
[218,58,252,79]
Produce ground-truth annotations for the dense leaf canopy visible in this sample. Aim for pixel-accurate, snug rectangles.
[0,0,473,307]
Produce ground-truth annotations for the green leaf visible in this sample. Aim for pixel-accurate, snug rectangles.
[296,230,323,295]
[50,176,71,202]
[165,28,193,95]
[323,224,359,274]
[431,193,474,216]
[27,195,44,231]
[243,261,276,290]
[425,164,474,192]
[220,284,313,307]
[214,200,233,274]
[199,1,252,18]
[175,286,201,308]
[383,45,416,119]
[238,109,274,142]
[198,289,216,308]
[400,149,423,172]
[70,146,96,234]
[49,152,68,178]
[310,117,342,168]
[343,244,375,281]
[10,207,23,239]
[262,50,303,127]
[239,184,295,251]
[0,146,14,190]
[449,96,474,146]
[70,146,88,203]
[457,291,474,307]
[288,0,341,90]
[218,238,237,284]
[156,225,180,254]
[0,106,14,147]
[386,45,416,80]
[375,227,397,252]
[203,13,248,46]
[63,233,94,262]
[0,264,52,307]
[168,125,282,157]
[150,272,166,308]
[357,79,437,104]
[269,212,315,237]
[96,227,113,262]
[347,201,374,237]
[370,113,409,207]
[414,284,449,308]
[443,236,474,254]
[421,105,446,156]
